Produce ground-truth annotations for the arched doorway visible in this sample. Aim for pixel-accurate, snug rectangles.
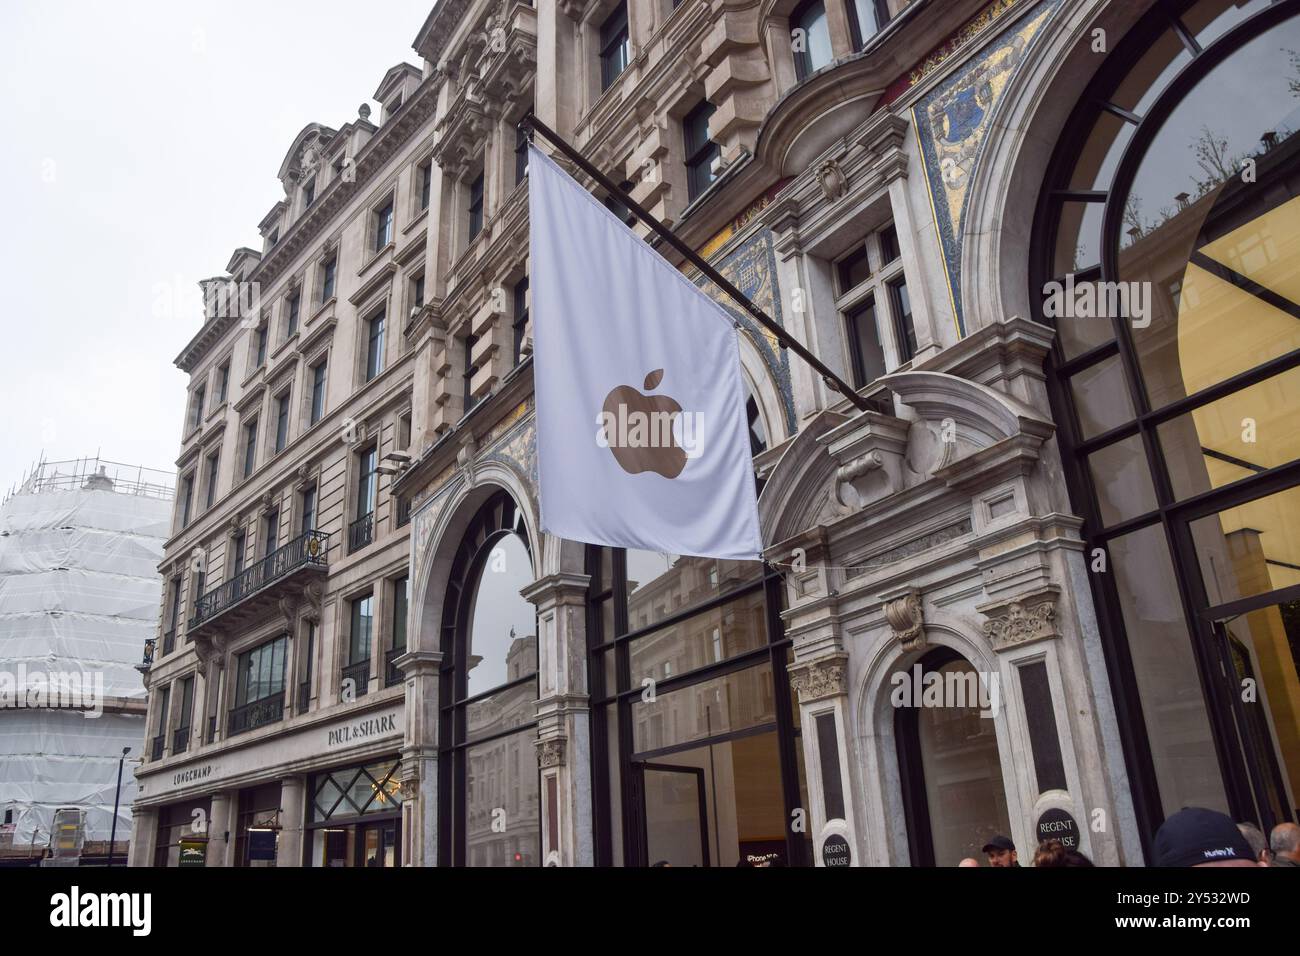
[895,647,1011,866]
[436,489,540,866]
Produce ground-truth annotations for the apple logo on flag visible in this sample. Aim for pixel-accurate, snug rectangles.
[599,369,688,479]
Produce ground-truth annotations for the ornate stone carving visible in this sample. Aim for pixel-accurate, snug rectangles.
[789,658,848,704]
[816,158,848,202]
[884,589,925,652]
[821,411,911,512]
[302,580,324,622]
[457,432,479,487]
[981,596,1057,651]
[536,737,566,769]
[399,777,419,800]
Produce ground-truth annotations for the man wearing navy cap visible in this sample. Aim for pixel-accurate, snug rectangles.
[1153,808,1264,867]
[982,835,1019,867]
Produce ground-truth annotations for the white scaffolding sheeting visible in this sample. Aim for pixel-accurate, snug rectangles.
[0,459,172,845]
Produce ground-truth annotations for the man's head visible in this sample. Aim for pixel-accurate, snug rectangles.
[1154,808,1261,867]
[958,857,981,867]
[1270,822,1300,864]
[982,835,1018,867]
[1237,822,1269,864]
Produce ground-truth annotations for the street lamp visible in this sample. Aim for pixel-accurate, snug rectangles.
[107,746,130,867]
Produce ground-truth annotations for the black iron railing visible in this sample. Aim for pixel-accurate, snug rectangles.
[341,660,371,699]
[172,726,190,755]
[191,530,330,627]
[385,647,406,688]
[297,680,310,715]
[227,691,285,736]
[162,628,176,656]
[150,734,164,761]
[348,512,374,554]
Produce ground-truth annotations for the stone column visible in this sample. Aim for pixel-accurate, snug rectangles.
[127,806,157,867]
[790,654,858,866]
[277,775,306,867]
[395,649,441,866]
[207,791,235,867]
[522,571,592,867]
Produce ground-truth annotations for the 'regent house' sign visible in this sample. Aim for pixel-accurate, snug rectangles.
[1035,808,1081,851]
[821,834,852,867]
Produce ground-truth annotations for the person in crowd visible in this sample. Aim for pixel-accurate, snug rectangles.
[958,857,980,867]
[1033,839,1094,866]
[1237,822,1270,864]
[1269,822,1300,867]
[981,835,1019,867]
[1153,807,1261,867]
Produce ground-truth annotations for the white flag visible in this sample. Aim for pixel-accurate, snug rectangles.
[528,143,763,561]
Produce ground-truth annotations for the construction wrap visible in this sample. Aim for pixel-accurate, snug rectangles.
[0,484,171,845]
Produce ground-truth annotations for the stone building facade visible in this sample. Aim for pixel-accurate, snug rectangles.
[133,0,1300,866]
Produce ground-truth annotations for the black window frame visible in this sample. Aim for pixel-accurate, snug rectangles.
[791,0,831,80]
[512,278,529,365]
[374,199,394,251]
[599,2,630,91]
[365,310,386,382]
[684,101,719,202]
[467,172,485,242]
[310,360,327,425]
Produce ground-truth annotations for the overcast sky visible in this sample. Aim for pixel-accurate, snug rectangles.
[0,0,434,494]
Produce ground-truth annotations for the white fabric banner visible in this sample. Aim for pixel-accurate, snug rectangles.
[528,143,763,560]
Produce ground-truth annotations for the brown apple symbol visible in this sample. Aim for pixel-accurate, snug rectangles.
[601,369,688,478]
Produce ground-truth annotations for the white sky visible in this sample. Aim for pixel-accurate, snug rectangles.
[0,0,434,493]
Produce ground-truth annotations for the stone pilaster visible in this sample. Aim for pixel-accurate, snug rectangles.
[277,775,306,867]
[521,570,592,867]
[206,791,235,867]
[127,806,157,867]
[395,648,441,866]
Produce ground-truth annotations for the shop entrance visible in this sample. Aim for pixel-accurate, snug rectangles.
[635,763,709,867]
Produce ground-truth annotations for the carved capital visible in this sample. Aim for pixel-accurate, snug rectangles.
[980,590,1058,651]
[536,737,566,769]
[399,777,419,800]
[789,657,848,704]
[884,589,925,652]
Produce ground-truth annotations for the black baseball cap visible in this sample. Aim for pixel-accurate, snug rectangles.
[1153,807,1255,867]
[981,835,1015,853]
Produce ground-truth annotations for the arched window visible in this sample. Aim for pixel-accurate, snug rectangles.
[1033,0,1300,838]
[791,0,832,80]
[895,648,1009,866]
[438,490,540,866]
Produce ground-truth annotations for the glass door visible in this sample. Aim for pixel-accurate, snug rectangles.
[1208,604,1300,832]
[636,763,709,867]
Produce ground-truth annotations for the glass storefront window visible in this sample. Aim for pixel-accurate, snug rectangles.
[1069,356,1136,438]
[1192,485,1300,605]
[466,734,540,866]
[467,531,536,697]
[1067,110,1133,192]
[632,661,776,754]
[629,588,767,685]
[1158,365,1300,501]
[1109,524,1229,817]
[1109,26,1191,118]
[624,550,763,632]
[1087,434,1159,526]
[1053,200,1103,276]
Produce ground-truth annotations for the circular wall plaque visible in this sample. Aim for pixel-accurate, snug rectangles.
[821,834,852,867]
[1036,808,1081,851]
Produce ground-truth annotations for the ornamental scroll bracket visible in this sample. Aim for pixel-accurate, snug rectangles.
[883,588,925,652]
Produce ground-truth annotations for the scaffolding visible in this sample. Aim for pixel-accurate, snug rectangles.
[0,454,174,861]
[4,455,175,505]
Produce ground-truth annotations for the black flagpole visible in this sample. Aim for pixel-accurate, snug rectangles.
[522,115,875,414]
